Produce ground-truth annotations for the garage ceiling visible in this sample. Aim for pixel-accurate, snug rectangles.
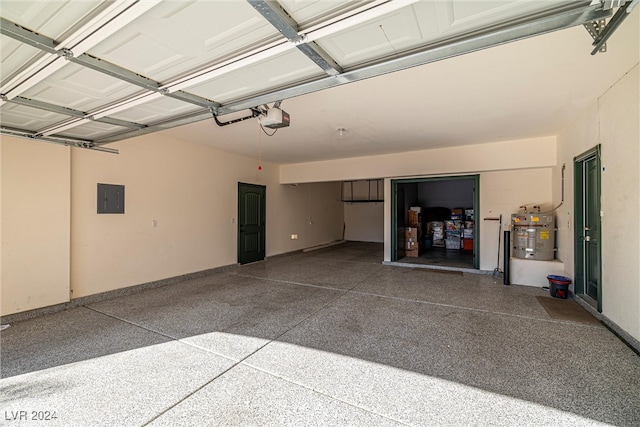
[0,0,637,161]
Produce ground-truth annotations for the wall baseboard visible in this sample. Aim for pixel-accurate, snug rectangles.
[0,264,235,325]
[573,296,640,356]
[0,247,311,324]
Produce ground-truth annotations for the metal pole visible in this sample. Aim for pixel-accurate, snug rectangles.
[504,230,511,285]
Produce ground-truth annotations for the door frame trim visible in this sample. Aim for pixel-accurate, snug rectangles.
[391,174,479,268]
[573,145,602,312]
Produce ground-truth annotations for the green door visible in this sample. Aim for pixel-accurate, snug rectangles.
[574,147,602,311]
[238,183,266,265]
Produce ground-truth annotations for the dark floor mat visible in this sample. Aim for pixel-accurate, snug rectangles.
[536,296,600,324]
[411,268,464,276]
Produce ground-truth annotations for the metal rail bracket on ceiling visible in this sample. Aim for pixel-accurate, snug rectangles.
[583,19,608,52]
[0,0,633,151]
[91,1,615,146]
[586,0,638,54]
[247,0,343,76]
[341,180,384,204]
[0,127,118,154]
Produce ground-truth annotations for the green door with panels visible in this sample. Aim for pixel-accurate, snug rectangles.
[238,183,266,265]
[574,146,602,311]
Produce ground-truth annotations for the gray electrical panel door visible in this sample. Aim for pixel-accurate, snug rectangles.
[97,183,125,214]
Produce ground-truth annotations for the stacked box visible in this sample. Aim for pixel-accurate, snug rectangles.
[445,229,461,250]
[429,221,445,247]
[463,217,474,251]
[402,226,422,257]
[404,226,421,240]
[464,209,474,220]
[408,207,422,227]
[445,220,463,230]
[408,210,421,226]
[445,238,461,250]
[446,230,461,239]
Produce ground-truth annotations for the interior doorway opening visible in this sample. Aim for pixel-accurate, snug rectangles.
[392,175,479,270]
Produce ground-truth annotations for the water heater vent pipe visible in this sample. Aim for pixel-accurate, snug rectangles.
[541,163,566,214]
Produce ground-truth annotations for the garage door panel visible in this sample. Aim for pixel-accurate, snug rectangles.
[0,0,103,40]
[0,103,70,131]
[20,63,141,112]
[188,49,323,103]
[57,120,121,140]
[88,0,279,83]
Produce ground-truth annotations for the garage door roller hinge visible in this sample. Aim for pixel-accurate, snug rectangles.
[583,19,607,52]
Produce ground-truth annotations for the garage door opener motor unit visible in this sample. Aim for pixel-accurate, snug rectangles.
[261,107,290,129]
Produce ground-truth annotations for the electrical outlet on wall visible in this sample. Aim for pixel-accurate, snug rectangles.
[291,234,298,240]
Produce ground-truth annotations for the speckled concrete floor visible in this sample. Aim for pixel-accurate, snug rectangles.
[1,242,639,426]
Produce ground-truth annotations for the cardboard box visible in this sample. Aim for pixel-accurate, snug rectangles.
[404,227,420,240]
[445,230,461,239]
[408,210,421,226]
[445,239,461,250]
[405,240,418,250]
[451,208,464,215]
[427,221,444,236]
[445,220,462,230]
[405,248,421,257]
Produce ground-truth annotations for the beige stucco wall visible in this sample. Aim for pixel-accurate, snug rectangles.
[600,64,640,340]
[70,133,344,298]
[1,138,71,315]
[478,168,552,271]
[280,136,556,184]
[1,133,343,314]
[556,63,640,341]
[344,203,384,242]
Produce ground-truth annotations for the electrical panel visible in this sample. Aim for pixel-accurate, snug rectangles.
[97,183,125,214]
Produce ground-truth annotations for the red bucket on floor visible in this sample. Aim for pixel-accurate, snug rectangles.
[547,275,572,299]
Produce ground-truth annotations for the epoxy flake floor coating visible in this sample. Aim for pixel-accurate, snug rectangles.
[1,242,639,426]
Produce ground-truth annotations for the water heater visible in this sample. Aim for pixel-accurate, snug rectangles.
[511,213,555,260]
